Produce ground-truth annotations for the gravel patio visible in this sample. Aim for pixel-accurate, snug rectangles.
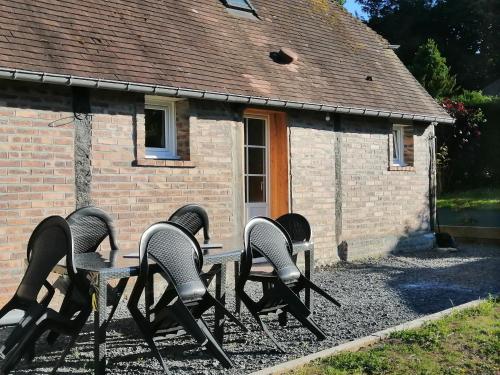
[3,243,499,375]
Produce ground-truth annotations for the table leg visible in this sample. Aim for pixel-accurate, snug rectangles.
[94,273,108,375]
[214,263,227,343]
[234,261,241,316]
[145,272,154,321]
[304,249,314,312]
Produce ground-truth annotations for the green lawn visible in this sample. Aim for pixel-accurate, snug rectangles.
[289,299,499,375]
[437,187,500,210]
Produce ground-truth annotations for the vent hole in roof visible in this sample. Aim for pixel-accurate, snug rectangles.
[270,48,299,65]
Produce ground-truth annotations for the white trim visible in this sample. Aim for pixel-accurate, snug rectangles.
[0,67,455,124]
[244,115,270,221]
[392,124,405,166]
[144,97,178,160]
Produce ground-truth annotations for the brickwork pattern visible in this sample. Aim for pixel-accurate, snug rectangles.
[90,93,242,253]
[289,111,337,265]
[0,81,435,304]
[340,116,432,257]
[0,82,76,304]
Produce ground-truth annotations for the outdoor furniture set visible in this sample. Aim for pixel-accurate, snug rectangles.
[0,205,341,374]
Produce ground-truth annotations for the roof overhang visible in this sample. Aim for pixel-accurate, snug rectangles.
[0,67,455,124]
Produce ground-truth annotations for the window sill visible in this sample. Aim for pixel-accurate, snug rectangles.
[133,159,195,168]
[388,165,416,172]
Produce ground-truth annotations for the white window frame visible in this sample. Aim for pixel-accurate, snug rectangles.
[144,96,178,160]
[392,124,405,166]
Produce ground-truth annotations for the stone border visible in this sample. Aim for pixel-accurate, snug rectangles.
[250,299,485,375]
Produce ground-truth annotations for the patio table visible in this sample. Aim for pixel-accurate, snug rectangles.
[52,236,314,375]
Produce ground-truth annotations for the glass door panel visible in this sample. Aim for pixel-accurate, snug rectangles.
[244,117,268,221]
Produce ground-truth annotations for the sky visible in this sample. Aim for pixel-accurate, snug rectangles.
[344,0,368,19]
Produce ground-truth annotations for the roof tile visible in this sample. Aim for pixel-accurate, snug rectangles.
[0,0,450,120]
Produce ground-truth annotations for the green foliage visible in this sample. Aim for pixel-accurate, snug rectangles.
[437,187,500,210]
[390,320,449,349]
[410,39,457,98]
[356,0,500,90]
[321,349,390,374]
[336,0,347,5]
[454,90,499,107]
[289,299,500,375]
[438,99,486,191]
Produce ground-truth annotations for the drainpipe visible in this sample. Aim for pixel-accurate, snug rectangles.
[429,122,438,232]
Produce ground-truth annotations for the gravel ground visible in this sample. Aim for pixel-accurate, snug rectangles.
[2,243,499,374]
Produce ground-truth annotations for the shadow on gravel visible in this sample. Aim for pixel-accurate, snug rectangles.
[4,244,499,375]
[383,247,500,314]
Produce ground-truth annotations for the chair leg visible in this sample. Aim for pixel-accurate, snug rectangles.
[286,303,326,340]
[272,281,326,340]
[169,300,234,368]
[195,318,233,369]
[50,332,79,375]
[47,289,78,345]
[1,303,45,358]
[252,312,286,353]
[23,343,35,363]
[151,287,176,316]
[235,287,288,352]
[278,310,288,326]
[1,319,47,375]
[104,278,128,329]
[277,284,326,340]
[206,294,247,332]
[300,276,341,307]
[128,305,169,374]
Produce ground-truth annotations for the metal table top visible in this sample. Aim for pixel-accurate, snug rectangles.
[53,237,313,280]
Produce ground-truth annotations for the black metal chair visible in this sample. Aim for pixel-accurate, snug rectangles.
[168,204,210,243]
[46,206,125,345]
[0,216,70,361]
[249,212,311,275]
[148,204,212,317]
[241,213,312,322]
[127,222,246,372]
[66,206,119,259]
[1,216,94,375]
[236,217,340,352]
[276,213,311,243]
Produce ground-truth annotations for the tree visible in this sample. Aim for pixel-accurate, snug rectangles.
[409,39,457,99]
[437,99,485,191]
[355,0,500,90]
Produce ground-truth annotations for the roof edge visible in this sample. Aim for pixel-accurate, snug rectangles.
[0,67,454,124]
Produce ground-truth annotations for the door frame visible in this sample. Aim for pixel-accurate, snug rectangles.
[244,114,270,222]
[243,108,289,220]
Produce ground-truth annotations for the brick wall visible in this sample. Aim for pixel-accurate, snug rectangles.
[339,116,433,259]
[288,111,337,265]
[0,80,435,305]
[89,93,243,253]
[289,112,434,263]
[0,81,76,305]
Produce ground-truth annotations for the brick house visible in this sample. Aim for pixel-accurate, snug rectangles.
[0,0,452,305]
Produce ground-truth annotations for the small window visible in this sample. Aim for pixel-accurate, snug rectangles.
[145,99,178,160]
[392,125,404,166]
[392,124,414,167]
[221,0,258,15]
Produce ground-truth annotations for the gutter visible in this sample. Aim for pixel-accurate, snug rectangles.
[0,67,454,124]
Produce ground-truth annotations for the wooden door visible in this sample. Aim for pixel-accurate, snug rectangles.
[244,109,289,219]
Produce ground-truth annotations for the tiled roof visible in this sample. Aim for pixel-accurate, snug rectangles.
[0,0,451,122]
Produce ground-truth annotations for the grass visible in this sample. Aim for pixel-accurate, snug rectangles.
[437,187,500,210]
[289,298,500,375]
